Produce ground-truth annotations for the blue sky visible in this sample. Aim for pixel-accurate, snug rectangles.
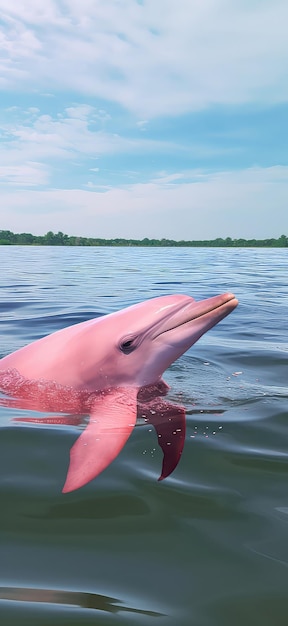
[1,0,287,240]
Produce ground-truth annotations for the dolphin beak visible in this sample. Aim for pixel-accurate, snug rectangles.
[154,292,238,340]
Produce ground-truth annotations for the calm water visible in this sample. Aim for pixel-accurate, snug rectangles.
[0,246,287,626]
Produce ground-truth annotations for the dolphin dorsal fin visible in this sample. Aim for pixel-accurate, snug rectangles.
[62,387,137,493]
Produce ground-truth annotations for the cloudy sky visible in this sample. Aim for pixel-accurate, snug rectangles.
[1,0,287,240]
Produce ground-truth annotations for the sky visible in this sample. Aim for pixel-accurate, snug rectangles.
[0,0,288,240]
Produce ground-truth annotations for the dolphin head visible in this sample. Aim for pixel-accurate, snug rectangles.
[0,293,238,392]
[78,292,238,390]
[0,292,238,492]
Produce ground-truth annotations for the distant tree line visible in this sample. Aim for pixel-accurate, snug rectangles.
[0,230,287,247]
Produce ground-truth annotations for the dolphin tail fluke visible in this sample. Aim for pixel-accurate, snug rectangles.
[142,400,186,480]
[62,387,137,493]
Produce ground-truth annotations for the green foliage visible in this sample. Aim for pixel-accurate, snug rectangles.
[0,230,287,247]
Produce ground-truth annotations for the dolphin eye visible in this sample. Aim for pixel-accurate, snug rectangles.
[119,337,137,354]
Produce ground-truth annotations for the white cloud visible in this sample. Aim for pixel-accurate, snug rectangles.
[137,120,148,131]
[0,166,287,239]
[0,162,48,186]
[0,2,286,242]
[0,105,180,178]
[65,105,96,120]
[0,1,287,116]
[152,172,185,184]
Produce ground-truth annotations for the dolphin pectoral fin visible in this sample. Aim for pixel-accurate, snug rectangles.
[142,400,186,480]
[62,388,137,493]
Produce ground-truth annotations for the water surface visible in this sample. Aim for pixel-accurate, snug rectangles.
[0,246,287,625]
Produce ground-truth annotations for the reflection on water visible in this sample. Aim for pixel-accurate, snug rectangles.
[0,246,287,626]
[0,586,165,617]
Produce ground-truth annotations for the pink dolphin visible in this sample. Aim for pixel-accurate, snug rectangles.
[0,293,238,492]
